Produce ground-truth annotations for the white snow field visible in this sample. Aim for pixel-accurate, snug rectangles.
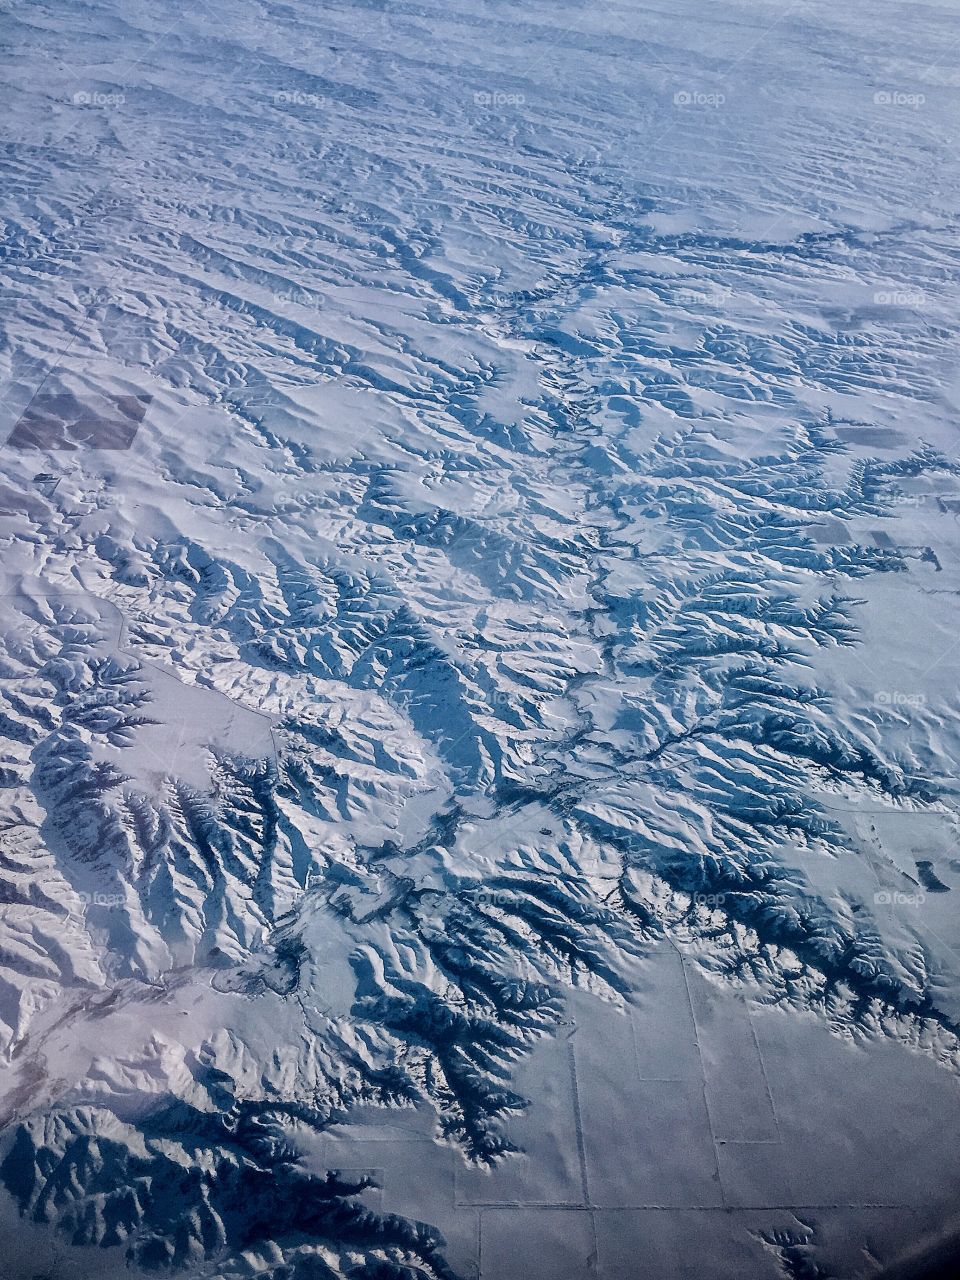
[1,0,960,1276]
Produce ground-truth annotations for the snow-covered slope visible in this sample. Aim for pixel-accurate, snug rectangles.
[1,0,960,1276]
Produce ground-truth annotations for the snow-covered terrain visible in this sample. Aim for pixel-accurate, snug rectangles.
[1,0,960,1276]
